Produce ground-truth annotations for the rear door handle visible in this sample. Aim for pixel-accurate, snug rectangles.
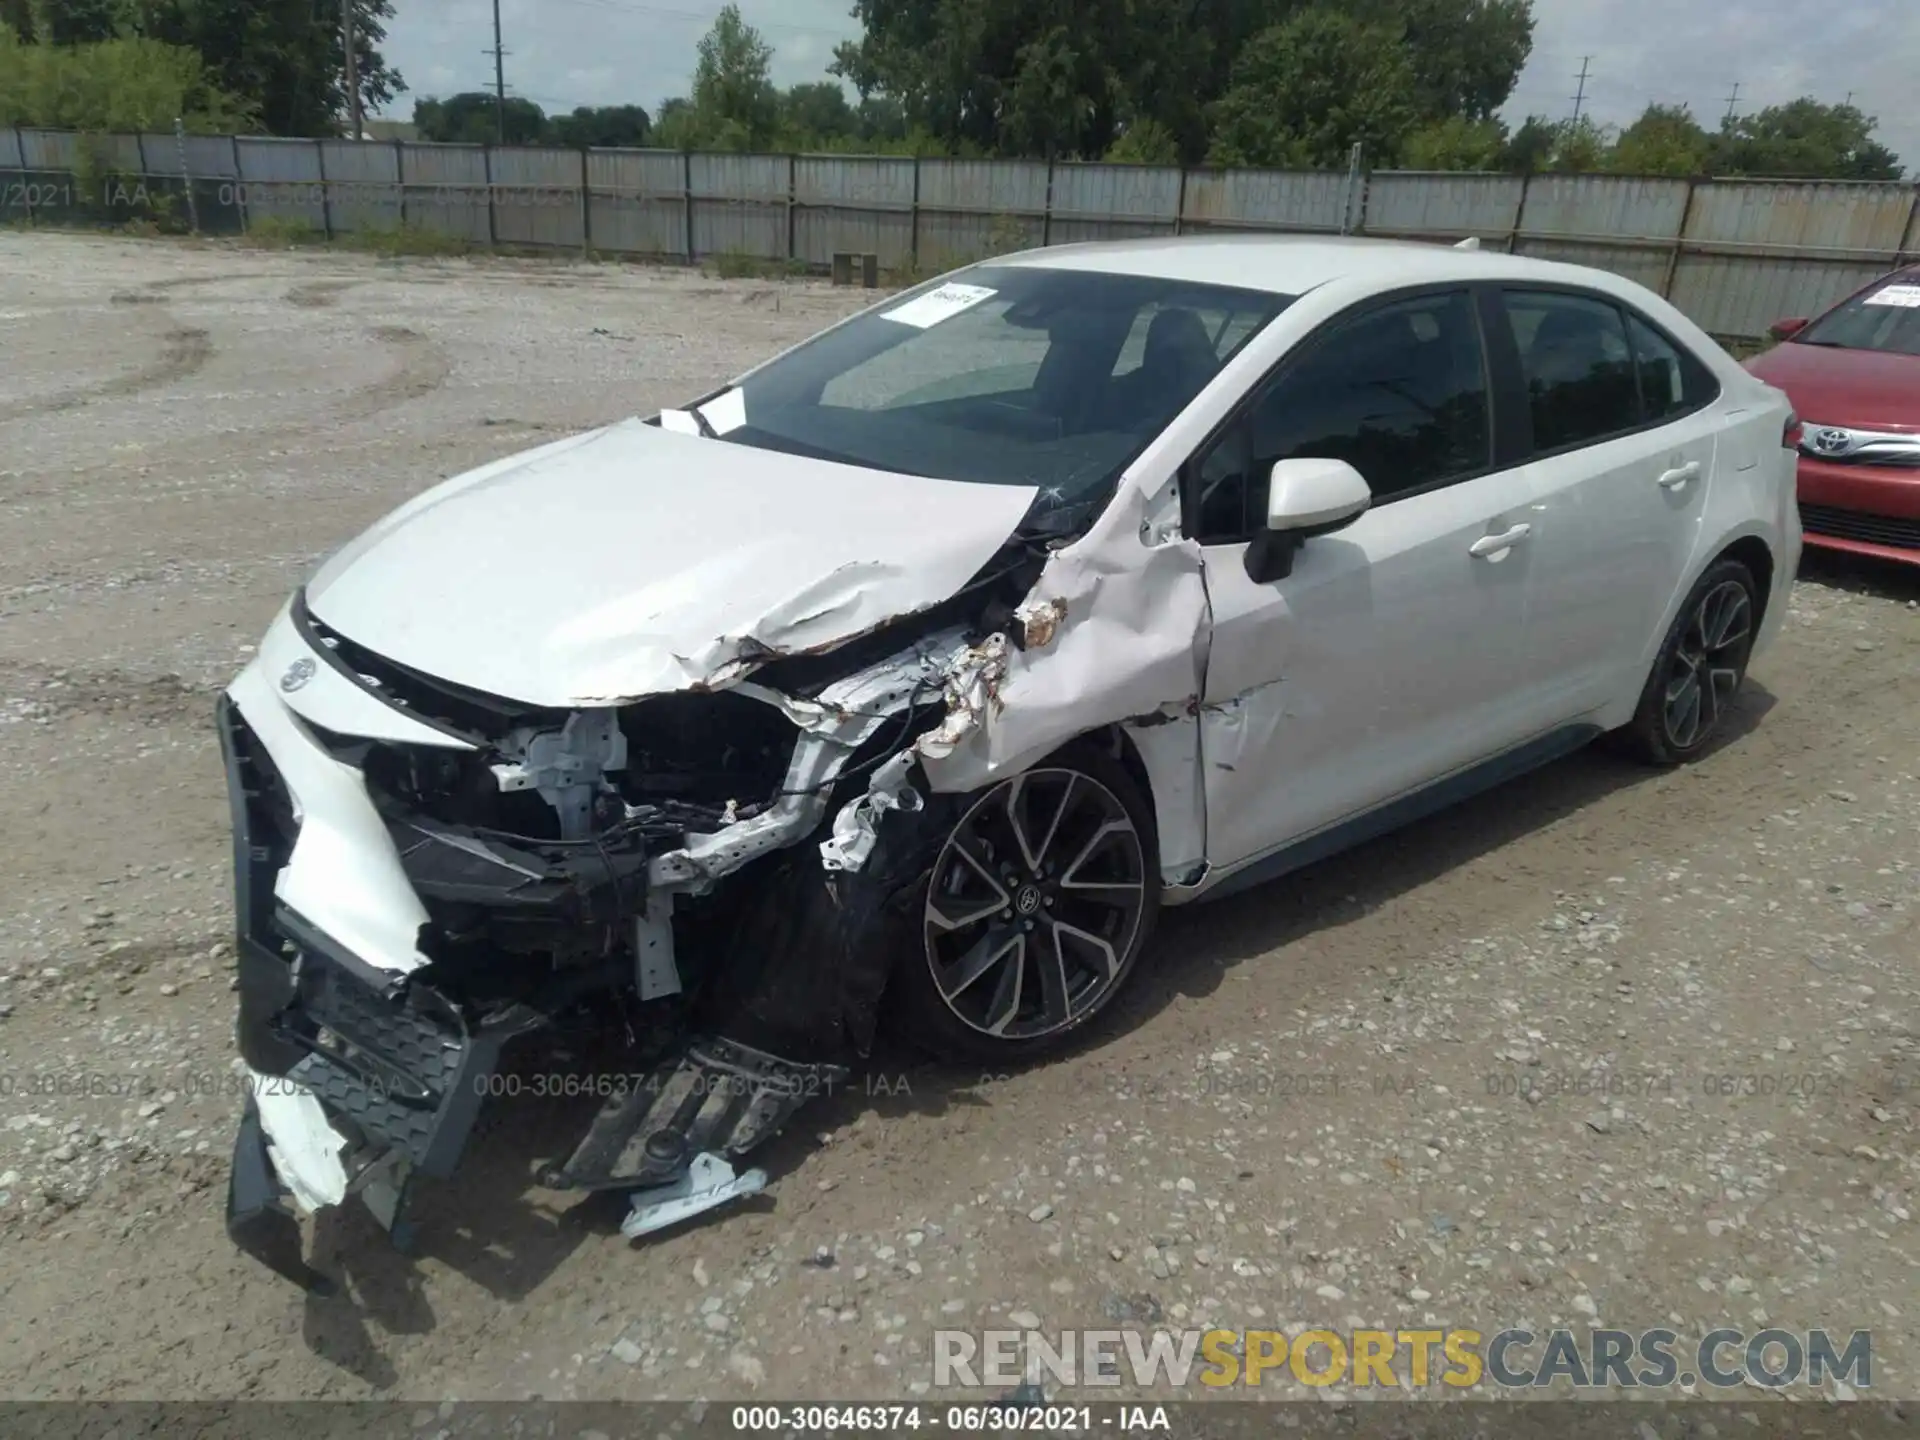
[1658,460,1702,490]
[1469,523,1531,558]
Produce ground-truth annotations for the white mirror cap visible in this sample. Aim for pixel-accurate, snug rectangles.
[1454,235,1481,251]
[1267,457,1372,531]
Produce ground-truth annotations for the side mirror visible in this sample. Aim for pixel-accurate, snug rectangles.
[1246,458,1372,583]
[1770,316,1809,340]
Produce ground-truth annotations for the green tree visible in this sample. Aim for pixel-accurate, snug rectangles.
[28,0,119,43]
[1351,0,1532,122]
[1498,113,1609,172]
[1609,103,1711,176]
[0,28,254,130]
[0,0,34,40]
[678,2,777,150]
[653,95,692,144]
[780,80,855,145]
[1499,113,1555,171]
[832,0,1532,165]
[1401,114,1507,169]
[999,23,1104,159]
[1547,115,1612,171]
[1713,99,1902,180]
[1207,8,1419,169]
[852,92,906,143]
[413,91,549,145]
[1105,117,1180,163]
[550,104,650,149]
[121,0,403,136]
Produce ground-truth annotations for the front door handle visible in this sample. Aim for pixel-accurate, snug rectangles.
[1469,523,1531,558]
[1658,460,1702,490]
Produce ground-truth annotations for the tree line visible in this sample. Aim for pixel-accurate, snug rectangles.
[2,0,1907,181]
[1,0,399,134]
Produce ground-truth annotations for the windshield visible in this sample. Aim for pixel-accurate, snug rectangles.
[1796,274,1920,357]
[683,265,1291,531]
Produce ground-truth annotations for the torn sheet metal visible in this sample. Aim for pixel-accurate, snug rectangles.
[251,1072,350,1213]
[302,419,1040,708]
[819,749,922,872]
[649,632,959,893]
[916,484,1212,795]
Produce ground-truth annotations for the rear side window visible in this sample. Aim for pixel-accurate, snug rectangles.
[1503,289,1720,454]
[1504,291,1639,451]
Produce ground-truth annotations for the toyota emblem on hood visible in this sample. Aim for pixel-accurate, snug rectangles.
[1809,427,1854,456]
[279,657,317,692]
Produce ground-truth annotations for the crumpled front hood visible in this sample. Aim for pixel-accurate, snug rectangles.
[305,418,1040,707]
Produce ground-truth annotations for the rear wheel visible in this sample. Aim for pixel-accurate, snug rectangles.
[1614,558,1758,765]
[889,744,1159,1066]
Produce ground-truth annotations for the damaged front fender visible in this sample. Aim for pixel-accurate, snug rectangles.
[821,484,1213,885]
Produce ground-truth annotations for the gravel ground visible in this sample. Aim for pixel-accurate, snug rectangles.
[0,232,1916,1405]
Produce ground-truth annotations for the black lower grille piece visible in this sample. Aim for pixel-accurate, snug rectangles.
[547,1037,848,1191]
[283,938,542,1177]
[1802,502,1920,551]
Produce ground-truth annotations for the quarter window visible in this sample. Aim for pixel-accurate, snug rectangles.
[1626,311,1716,420]
[1188,290,1492,543]
[1504,290,1639,452]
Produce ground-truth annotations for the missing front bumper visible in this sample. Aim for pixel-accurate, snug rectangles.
[216,676,874,1272]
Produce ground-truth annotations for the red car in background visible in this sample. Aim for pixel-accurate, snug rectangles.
[1746,266,1920,566]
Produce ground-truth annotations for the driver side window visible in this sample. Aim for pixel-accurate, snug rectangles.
[1187,289,1493,544]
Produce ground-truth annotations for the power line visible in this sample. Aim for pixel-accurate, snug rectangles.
[1570,56,1591,123]
[1722,81,1742,125]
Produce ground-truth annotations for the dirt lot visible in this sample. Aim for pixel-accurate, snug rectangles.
[0,232,1916,1405]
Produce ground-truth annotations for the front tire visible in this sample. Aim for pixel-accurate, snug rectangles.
[1615,558,1759,765]
[888,743,1160,1066]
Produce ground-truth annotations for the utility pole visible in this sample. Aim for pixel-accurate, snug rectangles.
[486,0,509,144]
[1570,57,1591,123]
[1722,82,1741,126]
[342,0,363,139]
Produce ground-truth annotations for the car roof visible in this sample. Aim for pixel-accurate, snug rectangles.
[991,232,1635,299]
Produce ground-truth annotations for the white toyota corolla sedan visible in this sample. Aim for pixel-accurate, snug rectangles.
[218,234,1800,1267]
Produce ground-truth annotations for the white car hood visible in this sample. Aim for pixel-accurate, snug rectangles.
[304,418,1040,707]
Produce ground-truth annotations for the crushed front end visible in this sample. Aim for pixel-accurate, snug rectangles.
[217,589,964,1279]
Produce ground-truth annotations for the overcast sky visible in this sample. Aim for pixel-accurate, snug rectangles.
[380,0,1918,176]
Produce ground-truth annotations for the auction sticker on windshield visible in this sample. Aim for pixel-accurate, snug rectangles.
[1863,283,1920,308]
[881,282,997,328]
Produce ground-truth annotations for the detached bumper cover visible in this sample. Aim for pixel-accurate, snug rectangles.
[218,690,537,1228]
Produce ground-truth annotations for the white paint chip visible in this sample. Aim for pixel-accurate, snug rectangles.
[880,282,996,329]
